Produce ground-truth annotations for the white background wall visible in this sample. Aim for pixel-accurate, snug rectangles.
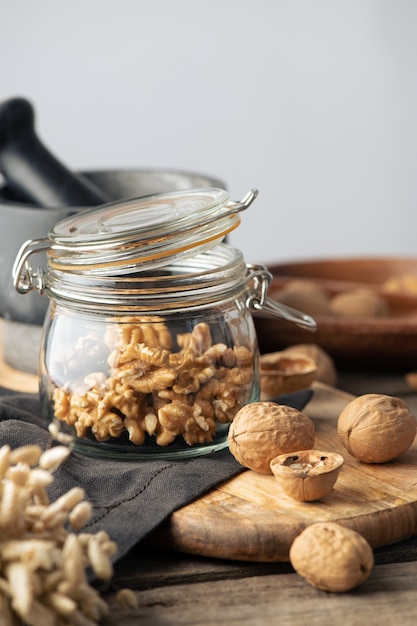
[2,0,417,266]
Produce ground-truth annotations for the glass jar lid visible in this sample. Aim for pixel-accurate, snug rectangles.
[12,185,317,332]
[45,187,257,274]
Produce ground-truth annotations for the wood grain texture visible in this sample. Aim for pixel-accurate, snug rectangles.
[149,382,417,562]
[102,560,417,626]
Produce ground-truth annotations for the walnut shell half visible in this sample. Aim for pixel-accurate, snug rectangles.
[282,343,337,387]
[270,449,344,501]
[260,351,317,400]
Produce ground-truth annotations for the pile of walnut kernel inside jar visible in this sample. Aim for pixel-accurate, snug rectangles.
[50,318,255,448]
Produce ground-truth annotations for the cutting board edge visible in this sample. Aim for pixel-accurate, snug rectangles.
[148,498,417,563]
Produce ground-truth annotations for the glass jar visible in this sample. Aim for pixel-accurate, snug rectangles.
[13,188,315,459]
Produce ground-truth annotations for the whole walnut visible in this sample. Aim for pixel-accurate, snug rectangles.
[337,393,417,463]
[329,288,389,318]
[228,402,315,474]
[289,522,374,592]
[272,280,331,316]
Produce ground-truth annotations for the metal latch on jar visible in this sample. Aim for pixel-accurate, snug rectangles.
[245,264,317,331]
[13,237,51,295]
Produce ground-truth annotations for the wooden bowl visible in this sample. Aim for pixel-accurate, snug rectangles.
[254,257,417,370]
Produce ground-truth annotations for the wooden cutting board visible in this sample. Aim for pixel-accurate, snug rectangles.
[149,382,417,562]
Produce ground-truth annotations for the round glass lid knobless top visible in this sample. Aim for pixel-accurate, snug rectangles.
[46,187,258,273]
[50,188,230,246]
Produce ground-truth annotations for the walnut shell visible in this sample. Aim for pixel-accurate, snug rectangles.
[337,393,417,463]
[289,522,374,592]
[272,280,331,316]
[228,402,315,474]
[282,343,337,387]
[405,370,417,391]
[329,288,389,318]
[260,351,317,400]
[270,449,344,501]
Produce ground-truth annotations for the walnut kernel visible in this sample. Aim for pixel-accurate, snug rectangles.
[52,320,255,448]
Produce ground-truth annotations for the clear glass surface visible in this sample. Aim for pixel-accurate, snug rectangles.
[39,244,261,460]
[40,297,260,460]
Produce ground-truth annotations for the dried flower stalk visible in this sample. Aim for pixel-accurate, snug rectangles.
[0,442,130,625]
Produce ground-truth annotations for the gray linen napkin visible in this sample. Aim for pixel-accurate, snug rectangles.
[0,389,313,563]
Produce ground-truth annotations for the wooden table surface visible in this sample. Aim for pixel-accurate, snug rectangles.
[98,370,417,626]
[2,338,417,625]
